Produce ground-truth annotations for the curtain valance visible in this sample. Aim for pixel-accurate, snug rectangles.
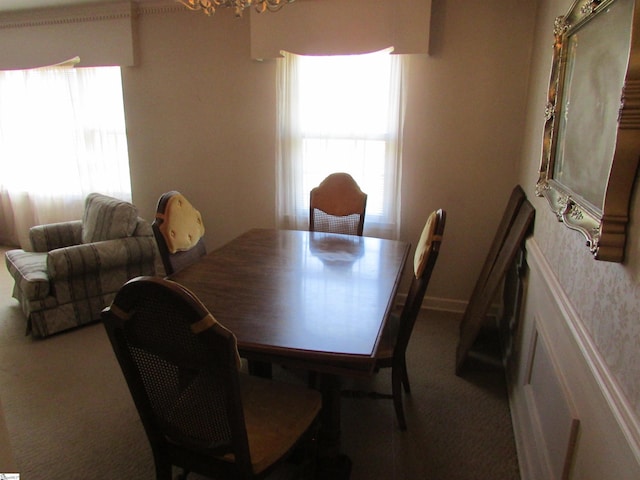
[250,0,432,59]
[0,1,136,70]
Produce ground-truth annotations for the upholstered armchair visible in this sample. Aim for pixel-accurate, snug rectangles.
[4,193,157,337]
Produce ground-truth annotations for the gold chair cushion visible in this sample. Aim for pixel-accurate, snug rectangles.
[413,210,437,278]
[238,374,321,474]
[158,194,205,254]
[170,373,321,475]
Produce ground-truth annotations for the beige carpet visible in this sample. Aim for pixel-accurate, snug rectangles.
[0,246,519,480]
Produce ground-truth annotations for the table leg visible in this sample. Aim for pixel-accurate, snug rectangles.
[247,359,272,378]
[318,373,341,456]
[317,373,352,479]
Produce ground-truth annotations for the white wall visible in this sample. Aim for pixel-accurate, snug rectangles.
[0,0,538,304]
[120,0,537,307]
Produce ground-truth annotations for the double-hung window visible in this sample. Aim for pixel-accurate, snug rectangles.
[0,63,131,247]
[276,48,405,239]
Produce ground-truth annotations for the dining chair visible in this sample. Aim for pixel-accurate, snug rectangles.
[343,209,446,431]
[382,208,446,430]
[152,191,207,276]
[102,276,322,480]
[309,172,367,236]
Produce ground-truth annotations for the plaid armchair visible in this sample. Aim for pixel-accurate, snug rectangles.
[5,193,157,337]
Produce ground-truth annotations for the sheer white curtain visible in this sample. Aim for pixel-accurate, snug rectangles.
[275,48,406,239]
[0,64,131,248]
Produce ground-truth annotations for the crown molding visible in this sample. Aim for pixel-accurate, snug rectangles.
[0,1,136,29]
[137,1,184,15]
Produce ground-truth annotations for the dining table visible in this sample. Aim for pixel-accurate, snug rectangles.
[169,228,410,474]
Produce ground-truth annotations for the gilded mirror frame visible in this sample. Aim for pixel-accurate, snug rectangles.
[536,0,640,262]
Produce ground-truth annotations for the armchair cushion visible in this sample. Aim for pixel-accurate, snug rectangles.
[82,193,138,244]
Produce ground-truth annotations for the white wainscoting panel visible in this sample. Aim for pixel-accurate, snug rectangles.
[508,239,640,480]
[523,327,580,479]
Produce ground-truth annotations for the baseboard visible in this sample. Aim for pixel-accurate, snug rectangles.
[422,295,467,314]
[394,293,467,315]
[394,294,499,317]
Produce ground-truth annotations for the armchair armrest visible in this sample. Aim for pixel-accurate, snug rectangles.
[132,217,153,237]
[29,221,83,252]
[47,236,157,305]
[48,236,156,279]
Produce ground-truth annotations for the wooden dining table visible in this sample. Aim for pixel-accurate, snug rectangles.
[169,228,410,470]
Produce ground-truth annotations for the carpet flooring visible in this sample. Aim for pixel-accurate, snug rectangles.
[0,246,520,479]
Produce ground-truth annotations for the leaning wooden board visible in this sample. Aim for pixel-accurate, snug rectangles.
[456,185,535,375]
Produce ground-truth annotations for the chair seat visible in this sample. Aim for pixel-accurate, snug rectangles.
[239,374,321,474]
[376,312,400,364]
[165,371,321,476]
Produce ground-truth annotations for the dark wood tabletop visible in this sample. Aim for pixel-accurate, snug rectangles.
[170,228,411,376]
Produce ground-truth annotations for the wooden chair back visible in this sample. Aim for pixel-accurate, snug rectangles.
[368,209,446,430]
[309,173,367,236]
[102,276,253,478]
[395,209,446,362]
[102,276,322,479]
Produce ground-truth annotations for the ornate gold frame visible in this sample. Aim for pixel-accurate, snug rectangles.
[536,0,640,262]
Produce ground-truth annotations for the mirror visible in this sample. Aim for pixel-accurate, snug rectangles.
[536,0,640,262]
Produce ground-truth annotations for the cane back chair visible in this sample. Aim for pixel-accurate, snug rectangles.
[102,276,321,479]
[309,172,367,236]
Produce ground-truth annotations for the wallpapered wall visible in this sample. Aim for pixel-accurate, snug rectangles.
[535,204,640,413]
[520,0,640,421]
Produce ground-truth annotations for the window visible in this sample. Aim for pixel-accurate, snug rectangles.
[0,64,131,247]
[276,48,405,238]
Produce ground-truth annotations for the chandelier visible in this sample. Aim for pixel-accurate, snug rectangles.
[177,0,295,17]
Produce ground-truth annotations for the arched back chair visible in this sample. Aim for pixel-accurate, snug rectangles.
[152,191,206,276]
[309,173,367,236]
[102,276,322,480]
